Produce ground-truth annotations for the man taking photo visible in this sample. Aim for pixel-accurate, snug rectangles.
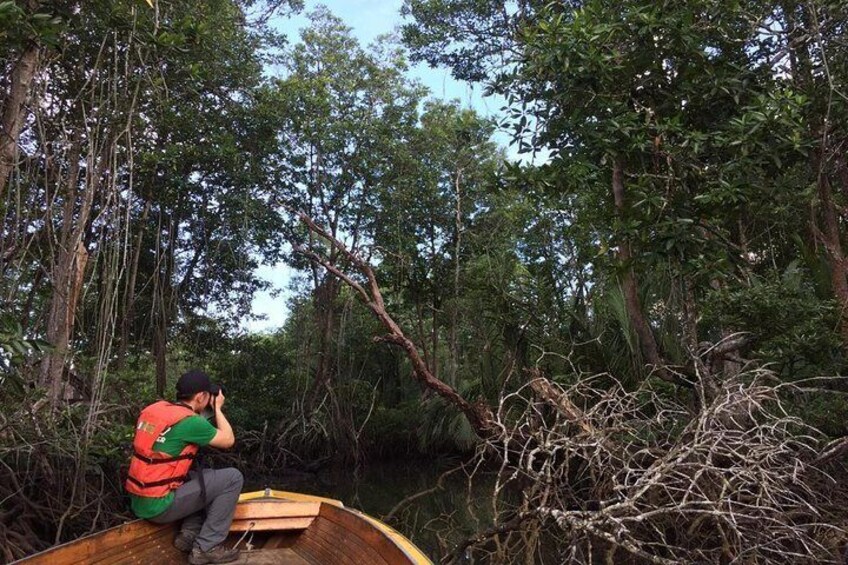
[125,369,243,564]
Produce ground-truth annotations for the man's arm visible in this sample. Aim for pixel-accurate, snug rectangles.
[207,392,235,449]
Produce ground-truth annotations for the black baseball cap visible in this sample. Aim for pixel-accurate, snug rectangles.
[176,369,221,397]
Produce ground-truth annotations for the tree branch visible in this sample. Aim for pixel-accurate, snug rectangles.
[292,210,496,438]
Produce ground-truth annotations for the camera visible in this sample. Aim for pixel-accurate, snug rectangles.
[201,384,224,420]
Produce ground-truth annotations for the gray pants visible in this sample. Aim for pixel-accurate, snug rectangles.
[150,467,244,551]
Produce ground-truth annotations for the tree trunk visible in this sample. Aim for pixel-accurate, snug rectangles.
[428,225,439,380]
[815,172,848,348]
[309,276,339,400]
[414,302,432,373]
[449,168,462,387]
[39,137,102,406]
[153,315,167,397]
[783,2,848,349]
[40,241,89,404]
[430,298,438,380]
[150,211,175,397]
[0,39,40,203]
[683,275,720,403]
[116,200,151,368]
[611,160,674,383]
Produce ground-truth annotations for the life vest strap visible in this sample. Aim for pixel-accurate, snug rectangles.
[133,450,196,465]
[127,474,190,489]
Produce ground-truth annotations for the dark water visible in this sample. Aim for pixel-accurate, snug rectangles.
[245,457,495,560]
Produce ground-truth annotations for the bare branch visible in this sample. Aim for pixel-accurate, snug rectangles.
[291,210,497,438]
[454,368,842,563]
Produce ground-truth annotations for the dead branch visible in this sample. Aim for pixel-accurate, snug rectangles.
[384,463,469,523]
[454,368,845,563]
[440,511,535,565]
[293,210,496,438]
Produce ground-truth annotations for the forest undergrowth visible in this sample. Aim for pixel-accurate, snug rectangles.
[5,366,848,563]
[0,399,132,562]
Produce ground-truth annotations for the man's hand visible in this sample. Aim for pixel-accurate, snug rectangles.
[208,391,235,449]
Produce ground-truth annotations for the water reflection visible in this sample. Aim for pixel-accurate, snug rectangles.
[245,457,495,560]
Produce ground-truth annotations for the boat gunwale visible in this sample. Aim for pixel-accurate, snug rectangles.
[11,490,432,565]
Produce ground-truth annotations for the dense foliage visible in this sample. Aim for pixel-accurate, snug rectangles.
[3,0,848,562]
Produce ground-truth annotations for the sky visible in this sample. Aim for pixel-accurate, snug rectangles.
[272,0,503,112]
[245,0,508,333]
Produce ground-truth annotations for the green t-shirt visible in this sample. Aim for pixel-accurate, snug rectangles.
[130,413,217,519]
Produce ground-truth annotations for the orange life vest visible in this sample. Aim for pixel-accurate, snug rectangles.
[125,400,199,498]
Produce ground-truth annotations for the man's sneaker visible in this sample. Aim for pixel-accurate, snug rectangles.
[188,545,240,564]
[173,531,196,552]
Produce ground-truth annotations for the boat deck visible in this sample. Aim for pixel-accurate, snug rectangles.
[233,548,310,564]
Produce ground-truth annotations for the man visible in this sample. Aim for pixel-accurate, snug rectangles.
[126,369,243,565]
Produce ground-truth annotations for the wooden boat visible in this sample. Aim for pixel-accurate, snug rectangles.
[14,489,432,564]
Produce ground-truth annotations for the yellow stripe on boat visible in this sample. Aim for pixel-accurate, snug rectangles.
[238,488,344,507]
